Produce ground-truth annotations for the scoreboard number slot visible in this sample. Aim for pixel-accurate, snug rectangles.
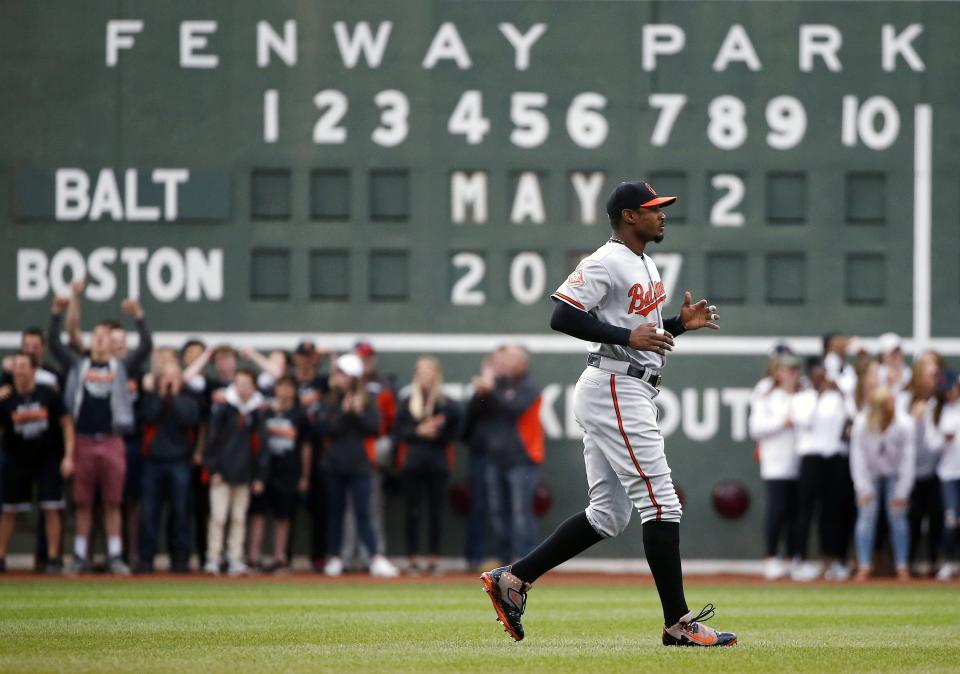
[707,95,748,150]
[450,252,486,305]
[566,93,609,149]
[510,92,550,148]
[372,89,410,147]
[765,95,807,150]
[448,90,490,145]
[509,252,547,305]
[312,89,349,144]
[710,175,746,227]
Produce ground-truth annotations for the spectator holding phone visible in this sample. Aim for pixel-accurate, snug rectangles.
[137,360,200,573]
[321,354,398,578]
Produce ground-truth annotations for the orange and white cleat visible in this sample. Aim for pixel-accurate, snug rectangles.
[480,565,531,642]
[662,604,738,647]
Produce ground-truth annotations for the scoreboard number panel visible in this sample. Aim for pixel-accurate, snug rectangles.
[264,89,901,153]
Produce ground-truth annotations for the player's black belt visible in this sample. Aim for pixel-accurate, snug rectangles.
[586,353,662,389]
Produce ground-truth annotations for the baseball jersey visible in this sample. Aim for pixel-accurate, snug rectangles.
[552,240,666,370]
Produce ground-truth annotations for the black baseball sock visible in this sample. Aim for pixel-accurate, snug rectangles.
[642,520,689,626]
[510,511,603,584]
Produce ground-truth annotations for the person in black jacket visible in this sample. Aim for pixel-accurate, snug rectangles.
[137,360,200,573]
[471,345,545,565]
[394,357,460,574]
[203,369,266,576]
[248,375,312,572]
[463,352,498,572]
[321,354,398,578]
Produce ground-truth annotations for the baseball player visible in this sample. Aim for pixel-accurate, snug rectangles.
[481,180,737,647]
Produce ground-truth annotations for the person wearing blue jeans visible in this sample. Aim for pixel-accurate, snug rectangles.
[850,387,915,581]
[938,479,960,579]
[320,353,398,578]
[486,462,539,564]
[468,345,545,566]
[462,353,498,571]
[326,474,376,561]
[140,459,192,571]
[464,452,489,570]
[137,362,199,572]
[854,477,910,576]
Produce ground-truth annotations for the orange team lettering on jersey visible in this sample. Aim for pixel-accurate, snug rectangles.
[85,369,115,383]
[11,407,49,424]
[627,281,666,316]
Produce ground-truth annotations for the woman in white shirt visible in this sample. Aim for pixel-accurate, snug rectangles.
[934,370,960,581]
[897,356,944,577]
[850,387,916,581]
[791,357,854,581]
[749,355,801,580]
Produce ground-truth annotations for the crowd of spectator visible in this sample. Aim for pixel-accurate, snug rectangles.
[0,283,546,576]
[749,333,960,582]
[4,284,958,583]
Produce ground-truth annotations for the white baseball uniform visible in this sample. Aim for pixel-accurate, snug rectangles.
[552,240,682,536]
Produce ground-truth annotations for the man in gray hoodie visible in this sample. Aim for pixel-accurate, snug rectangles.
[47,295,153,574]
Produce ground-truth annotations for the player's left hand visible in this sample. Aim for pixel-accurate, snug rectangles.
[679,291,720,331]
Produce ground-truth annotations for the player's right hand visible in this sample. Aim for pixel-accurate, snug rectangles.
[628,324,674,356]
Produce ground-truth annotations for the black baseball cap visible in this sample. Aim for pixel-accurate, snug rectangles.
[294,340,315,356]
[606,180,677,220]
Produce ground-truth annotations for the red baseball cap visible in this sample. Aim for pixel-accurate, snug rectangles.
[354,341,375,357]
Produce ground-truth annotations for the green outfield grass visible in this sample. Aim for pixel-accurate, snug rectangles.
[0,577,958,673]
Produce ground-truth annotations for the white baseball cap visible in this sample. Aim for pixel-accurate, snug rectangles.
[335,353,364,378]
[877,332,902,355]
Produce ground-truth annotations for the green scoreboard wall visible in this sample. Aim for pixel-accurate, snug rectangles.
[2,1,959,558]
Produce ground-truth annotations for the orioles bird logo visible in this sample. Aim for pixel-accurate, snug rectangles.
[627,281,666,316]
